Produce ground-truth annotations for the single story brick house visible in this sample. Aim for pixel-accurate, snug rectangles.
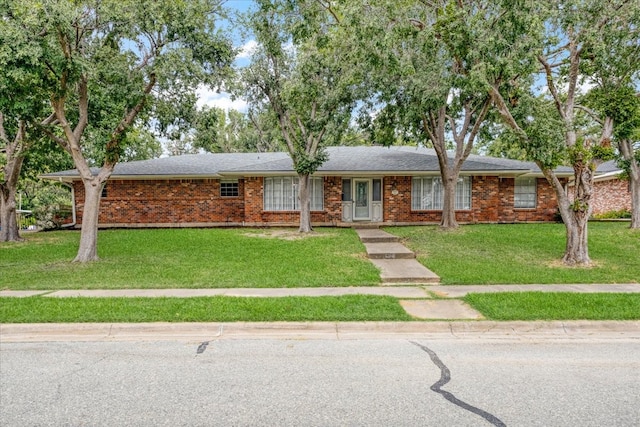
[43,146,573,228]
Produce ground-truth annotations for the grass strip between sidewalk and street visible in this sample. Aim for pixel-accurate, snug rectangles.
[0,295,412,323]
[2,293,640,323]
[464,292,640,321]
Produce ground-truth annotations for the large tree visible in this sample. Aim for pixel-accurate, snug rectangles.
[490,0,640,264]
[193,107,284,153]
[0,114,29,242]
[3,0,233,261]
[580,32,640,229]
[240,0,357,232]
[164,106,282,155]
[0,8,56,242]
[337,0,540,229]
[604,88,640,229]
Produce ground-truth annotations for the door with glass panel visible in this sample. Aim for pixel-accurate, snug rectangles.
[353,179,371,220]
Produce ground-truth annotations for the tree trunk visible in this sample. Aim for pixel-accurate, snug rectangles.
[0,139,25,242]
[0,185,23,242]
[555,161,594,265]
[561,212,590,265]
[440,175,458,229]
[74,179,104,262]
[298,173,313,233]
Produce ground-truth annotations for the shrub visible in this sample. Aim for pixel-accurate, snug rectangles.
[592,209,632,219]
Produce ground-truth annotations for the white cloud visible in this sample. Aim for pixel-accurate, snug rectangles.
[196,87,248,111]
[237,40,258,59]
[194,40,257,112]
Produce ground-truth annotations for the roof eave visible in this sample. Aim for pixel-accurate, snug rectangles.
[221,169,542,177]
[593,170,623,182]
[40,173,224,182]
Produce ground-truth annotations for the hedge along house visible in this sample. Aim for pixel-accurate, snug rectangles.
[42,146,572,228]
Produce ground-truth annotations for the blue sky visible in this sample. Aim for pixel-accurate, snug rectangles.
[196,0,256,111]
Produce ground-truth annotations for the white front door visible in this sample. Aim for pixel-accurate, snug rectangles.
[353,179,371,220]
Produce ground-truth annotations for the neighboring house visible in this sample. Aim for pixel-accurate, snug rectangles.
[42,146,572,228]
[589,160,631,215]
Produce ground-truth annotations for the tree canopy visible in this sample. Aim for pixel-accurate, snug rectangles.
[3,0,639,264]
[239,0,360,231]
[1,0,234,260]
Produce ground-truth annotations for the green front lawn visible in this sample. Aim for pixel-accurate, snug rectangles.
[2,223,638,290]
[0,295,411,323]
[389,222,640,284]
[0,228,380,289]
[464,292,640,320]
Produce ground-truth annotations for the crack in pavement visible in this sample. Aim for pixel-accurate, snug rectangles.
[195,325,224,355]
[196,341,210,354]
[410,341,506,427]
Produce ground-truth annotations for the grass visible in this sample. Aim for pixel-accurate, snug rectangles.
[0,295,412,323]
[0,228,380,289]
[2,292,637,322]
[2,223,638,291]
[388,222,640,284]
[464,292,640,321]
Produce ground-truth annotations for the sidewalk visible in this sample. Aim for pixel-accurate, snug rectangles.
[3,283,638,299]
[2,284,639,322]
[2,284,639,342]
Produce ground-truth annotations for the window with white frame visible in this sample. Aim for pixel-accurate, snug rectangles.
[264,177,324,211]
[412,176,471,210]
[514,177,536,208]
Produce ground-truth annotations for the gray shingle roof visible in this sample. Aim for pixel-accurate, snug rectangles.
[41,145,572,181]
[595,160,622,174]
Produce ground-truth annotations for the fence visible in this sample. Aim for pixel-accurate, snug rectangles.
[17,210,37,230]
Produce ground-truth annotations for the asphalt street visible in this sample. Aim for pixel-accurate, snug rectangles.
[1,336,639,426]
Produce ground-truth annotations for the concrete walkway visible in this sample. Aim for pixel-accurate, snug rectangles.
[2,284,638,321]
[6,284,637,299]
[354,228,440,284]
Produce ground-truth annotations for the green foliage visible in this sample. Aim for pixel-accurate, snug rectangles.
[565,137,615,171]
[292,149,328,175]
[120,127,163,162]
[590,145,616,162]
[240,0,359,176]
[585,85,640,142]
[2,0,234,165]
[500,94,567,168]
[570,199,588,213]
[17,213,36,230]
[592,209,632,219]
[189,107,284,153]
[14,178,73,230]
[339,0,543,169]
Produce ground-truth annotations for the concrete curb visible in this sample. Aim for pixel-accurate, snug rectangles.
[2,321,639,342]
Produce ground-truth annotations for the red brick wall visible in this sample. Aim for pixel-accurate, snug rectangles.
[382,176,560,223]
[73,179,244,225]
[71,174,562,227]
[591,178,631,214]
[243,176,342,225]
